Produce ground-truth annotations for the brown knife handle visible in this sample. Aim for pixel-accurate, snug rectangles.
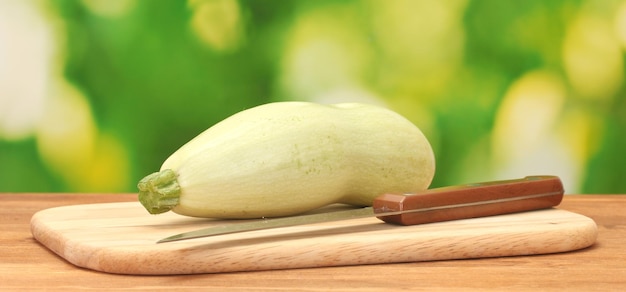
[373,176,564,225]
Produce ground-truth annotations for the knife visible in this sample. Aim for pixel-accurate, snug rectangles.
[157,175,564,243]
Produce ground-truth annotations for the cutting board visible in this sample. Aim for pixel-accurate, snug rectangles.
[30,202,597,275]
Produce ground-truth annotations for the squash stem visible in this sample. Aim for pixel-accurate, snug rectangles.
[137,169,181,214]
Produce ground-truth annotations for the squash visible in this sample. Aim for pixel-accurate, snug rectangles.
[137,101,435,218]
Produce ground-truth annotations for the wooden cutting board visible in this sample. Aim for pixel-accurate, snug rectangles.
[30,202,597,275]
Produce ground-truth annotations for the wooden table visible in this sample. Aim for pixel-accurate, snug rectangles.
[1,193,624,290]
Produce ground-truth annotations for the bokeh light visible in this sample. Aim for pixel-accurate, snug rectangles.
[1,0,624,194]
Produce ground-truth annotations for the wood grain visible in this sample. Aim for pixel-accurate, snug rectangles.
[30,201,596,275]
[1,193,624,290]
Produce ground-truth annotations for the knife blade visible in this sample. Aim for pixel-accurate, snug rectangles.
[157,175,564,243]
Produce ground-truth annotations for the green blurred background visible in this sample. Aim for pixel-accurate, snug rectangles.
[1,0,625,194]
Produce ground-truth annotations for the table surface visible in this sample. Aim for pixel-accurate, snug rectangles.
[1,193,624,291]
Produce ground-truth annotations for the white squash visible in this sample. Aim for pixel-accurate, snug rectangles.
[138,102,435,218]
